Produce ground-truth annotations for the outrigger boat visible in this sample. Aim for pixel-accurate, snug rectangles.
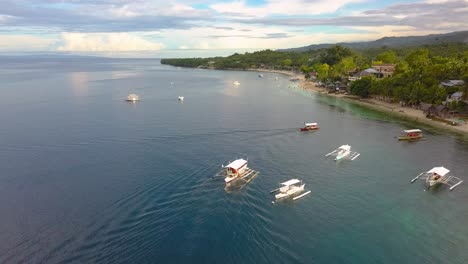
[300,122,319,131]
[217,158,259,186]
[178,96,184,101]
[325,145,360,161]
[398,129,423,140]
[411,166,463,191]
[126,93,139,102]
[271,179,311,202]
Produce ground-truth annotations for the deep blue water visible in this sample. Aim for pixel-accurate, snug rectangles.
[0,56,467,263]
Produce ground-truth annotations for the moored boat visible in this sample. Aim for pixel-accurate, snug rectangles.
[126,94,139,102]
[300,122,319,131]
[233,81,240,86]
[398,129,423,140]
[178,96,184,101]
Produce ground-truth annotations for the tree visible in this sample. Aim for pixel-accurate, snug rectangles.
[350,77,373,98]
[319,45,352,65]
[376,50,397,63]
[282,59,292,67]
[315,63,330,81]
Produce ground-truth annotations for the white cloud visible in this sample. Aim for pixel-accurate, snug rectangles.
[57,32,164,51]
[0,35,55,51]
[210,0,366,17]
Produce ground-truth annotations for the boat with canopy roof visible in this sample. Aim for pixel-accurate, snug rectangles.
[325,145,360,161]
[398,129,423,140]
[411,166,463,191]
[300,122,319,131]
[270,179,310,201]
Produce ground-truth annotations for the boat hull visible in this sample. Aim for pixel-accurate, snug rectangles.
[300,127,319,131]
[398,135,423,141]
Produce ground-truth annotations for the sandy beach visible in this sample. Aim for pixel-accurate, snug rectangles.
[298,78,468,135]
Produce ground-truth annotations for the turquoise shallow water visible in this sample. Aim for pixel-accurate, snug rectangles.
[0,57,467,263]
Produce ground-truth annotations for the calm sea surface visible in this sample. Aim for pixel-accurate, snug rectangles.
[0,56,467,263]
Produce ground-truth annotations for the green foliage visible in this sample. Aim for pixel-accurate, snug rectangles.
[376,50,397,63]
[319,45,352,65]
[161,43,468,106]
[350,77,373,98]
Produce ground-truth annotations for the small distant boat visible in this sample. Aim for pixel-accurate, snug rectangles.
[178,96,184,101]
[258,74,264,78]
[398,129,423,141]
[271,179,310,201]
[126,94,139,102]
[289,77,300,82]
[411,166,463,191]
[221,158,258,184]
[233,81,240,86]
[325,145,360,161]
[300,122,319,131]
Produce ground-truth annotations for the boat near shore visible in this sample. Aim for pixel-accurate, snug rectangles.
[398,129,423,141]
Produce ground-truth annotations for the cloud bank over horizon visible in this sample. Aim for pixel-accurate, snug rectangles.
[0,0,466,56]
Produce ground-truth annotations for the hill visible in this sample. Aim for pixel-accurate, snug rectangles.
[279,31,468,52]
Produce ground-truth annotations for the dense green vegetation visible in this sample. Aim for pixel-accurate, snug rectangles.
[161,42,468,109]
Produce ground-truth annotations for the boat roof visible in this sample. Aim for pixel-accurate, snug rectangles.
[338,145,351,150]
[427,167,450,176]
[305,122,318,126]
[403,129,422,133]
[226,159,247,170]
[280,179,301,186]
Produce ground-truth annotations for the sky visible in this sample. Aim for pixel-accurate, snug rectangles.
[0,0,467,57]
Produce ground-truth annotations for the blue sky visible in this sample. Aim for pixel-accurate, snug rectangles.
[0,0,466,57]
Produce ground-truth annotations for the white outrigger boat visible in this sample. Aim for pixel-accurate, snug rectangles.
[325,145,360,161]
[271,179,310,202]
[126,93,139,102]
[178,96,184,101]
[216,158,259,187]
[411,166,463,191]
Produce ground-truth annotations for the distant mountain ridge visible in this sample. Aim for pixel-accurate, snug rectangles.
[279,31,468,52]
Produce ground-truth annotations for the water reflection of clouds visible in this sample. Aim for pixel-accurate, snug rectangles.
[70,72,88,97]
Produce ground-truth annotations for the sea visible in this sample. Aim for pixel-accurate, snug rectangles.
[0,56,467,264]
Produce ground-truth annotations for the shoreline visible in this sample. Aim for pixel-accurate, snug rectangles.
[178,66,468,136]
[298,78,468,136]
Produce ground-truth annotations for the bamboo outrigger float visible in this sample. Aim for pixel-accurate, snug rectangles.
[325,145,360,161]
[398,129,423,141]
[270,179,310,202]
[411,166,463,191]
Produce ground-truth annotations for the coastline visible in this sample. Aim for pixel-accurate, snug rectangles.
[298,77,468,136]
[179,65,468,136]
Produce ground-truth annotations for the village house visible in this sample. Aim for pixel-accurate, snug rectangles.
[371,64,395,78]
